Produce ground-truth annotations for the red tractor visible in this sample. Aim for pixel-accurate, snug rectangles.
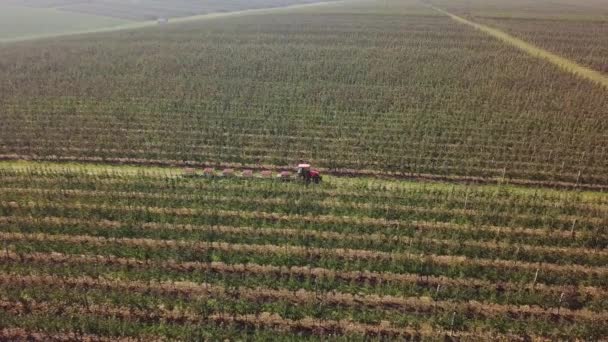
[297,164,322,184]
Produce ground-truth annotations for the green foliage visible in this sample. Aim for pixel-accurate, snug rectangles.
[0,165,606,339]
[0,0,607,185]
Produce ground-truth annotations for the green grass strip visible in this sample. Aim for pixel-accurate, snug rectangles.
[430,5,608,90]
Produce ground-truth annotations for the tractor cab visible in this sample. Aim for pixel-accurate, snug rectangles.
[297,164,322,184]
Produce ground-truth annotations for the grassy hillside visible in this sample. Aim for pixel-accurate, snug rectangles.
[0,4,130,42]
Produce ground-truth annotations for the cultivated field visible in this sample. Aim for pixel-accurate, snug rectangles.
[0,0,607,340]
[0,3,130,41]
[476,19,608,74]
[1,0,607,187]
[427,0,608,20]
[428,0,608,74]
[5,0,342,21]
[0,161,606,340]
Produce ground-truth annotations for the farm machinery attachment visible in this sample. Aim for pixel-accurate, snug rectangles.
[183,163,322,184]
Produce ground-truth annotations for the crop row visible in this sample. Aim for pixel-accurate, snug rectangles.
[1,259,606,338]
[476,17,608,74]
[1,213,605,267]
[3,251,604,307]
[0,214,591,250]
[4,136,607,180]
[2,194,603,242]
[3,169,604,213]
[7,122,608,161]
[0,328,132,342]
[8,131,607,172]
[2,273,606,324]
[2,186,602,229]
[4,153,607,190]
[1,10,607,185]
[6,144,603,185]
[3,231,606,286]
[0,298,499,340]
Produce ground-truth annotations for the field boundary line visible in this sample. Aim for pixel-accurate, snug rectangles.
[429,5,608,90]
[1,155,607,191]
[0,1,342,44]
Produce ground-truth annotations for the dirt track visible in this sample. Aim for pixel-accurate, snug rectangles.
[430,5,608,90]
[0,1,342,44]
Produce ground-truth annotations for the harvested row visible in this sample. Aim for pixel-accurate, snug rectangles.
[8,144,595,183]
[2,172,605,213]
[3,184,605,220]
[6,141,608,185]
[2,154,606,190]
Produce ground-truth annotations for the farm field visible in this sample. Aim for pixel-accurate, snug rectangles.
[1,0,608,340]
[427,0,608,20]
[428,0,608,74]
[0,161,606,340]
[0,3,130,42]
[475,18,608,74]
[1,0,608,187]
[4,0,342,21]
